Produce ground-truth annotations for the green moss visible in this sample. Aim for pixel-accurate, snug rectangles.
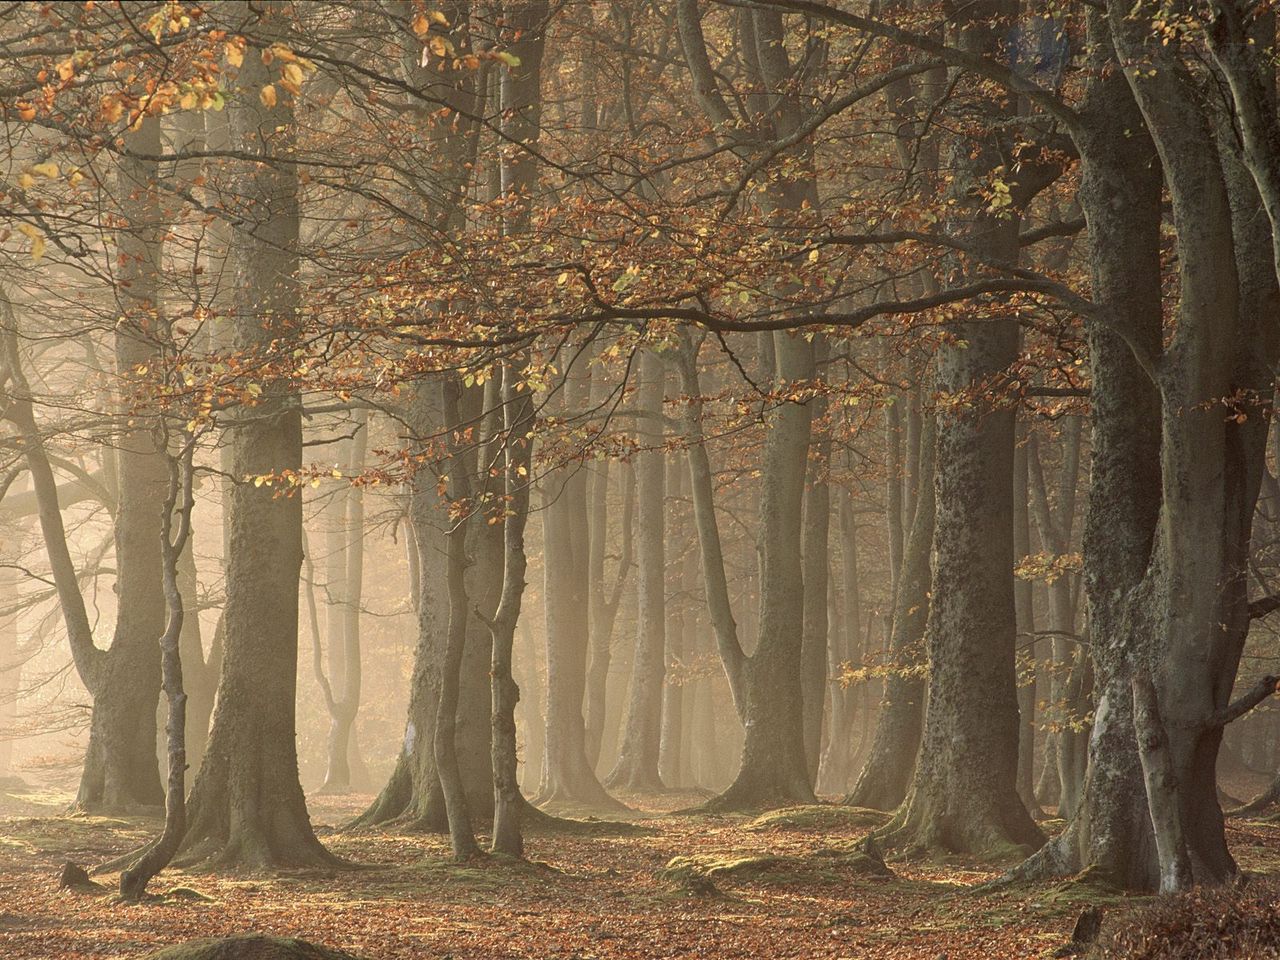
[144,935,366,959]
[746,805,892,833]
[660,841,893,891]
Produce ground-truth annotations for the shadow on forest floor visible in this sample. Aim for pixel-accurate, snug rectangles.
[2,790,1280,959]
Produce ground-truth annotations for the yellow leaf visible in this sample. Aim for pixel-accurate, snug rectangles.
[31,161,58,179]
[259,84,277,108]
[179,90,198,110]
[283,62,304,87]
[411,13,430,35]
[68,169,83,187]
[226,41,244,67]
[431,10,449,25]
[17,173,34,189]
[495,50,521,68]
[18,224,44,262]
[56,58,75,82]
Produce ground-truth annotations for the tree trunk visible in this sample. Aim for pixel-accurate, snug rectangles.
[585,462,633,769]
[1013,425,1043,819]
[801,338,831,783]
[539,367,619,808]
[711,333,817,809]
[818,488,863,795]
[320,410,370,794]
[121,444,196,900]
[881,0,1043,858]
[660,457,688,787]
[179,4,335,867]
[847,419,934,811]
[75,110,173,813]
[436,378,480,860]
[352,381,494,831]
[488,359,536,856]
[607,349,667,793]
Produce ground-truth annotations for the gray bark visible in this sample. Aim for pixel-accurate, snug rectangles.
[179,3,335,867]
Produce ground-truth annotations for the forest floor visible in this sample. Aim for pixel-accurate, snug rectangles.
[2,783,1280,960]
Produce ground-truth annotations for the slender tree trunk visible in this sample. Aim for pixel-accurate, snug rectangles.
[801,339,831,782]
[539,368,619,808]
[488,360,536,856]
[608,350,667,792]
[353,384,451,830]
[121,445,195,900]
[1013,425,1043,819]
[175,529,212,778]
[436,378,480,860]
[585,463,633,769]
[0,565,19,784]
[321,410,370,794]
[660,458,687,788]
[818,488,862,794]
[847,420,934,810]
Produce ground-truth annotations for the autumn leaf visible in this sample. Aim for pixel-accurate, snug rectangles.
[260,84,278,108]
[226,40,244,67]
[16,223,45,261]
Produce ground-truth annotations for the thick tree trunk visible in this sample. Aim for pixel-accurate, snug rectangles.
[882,0,1042,858]
[179,4,334,868]
[1012,11,1184,892]
[75,112,172,813]
[710,333,817,809]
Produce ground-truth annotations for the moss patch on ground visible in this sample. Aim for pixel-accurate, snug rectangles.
[660,840,894,892]
[746,804,892,833]
[145,935,366,960]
